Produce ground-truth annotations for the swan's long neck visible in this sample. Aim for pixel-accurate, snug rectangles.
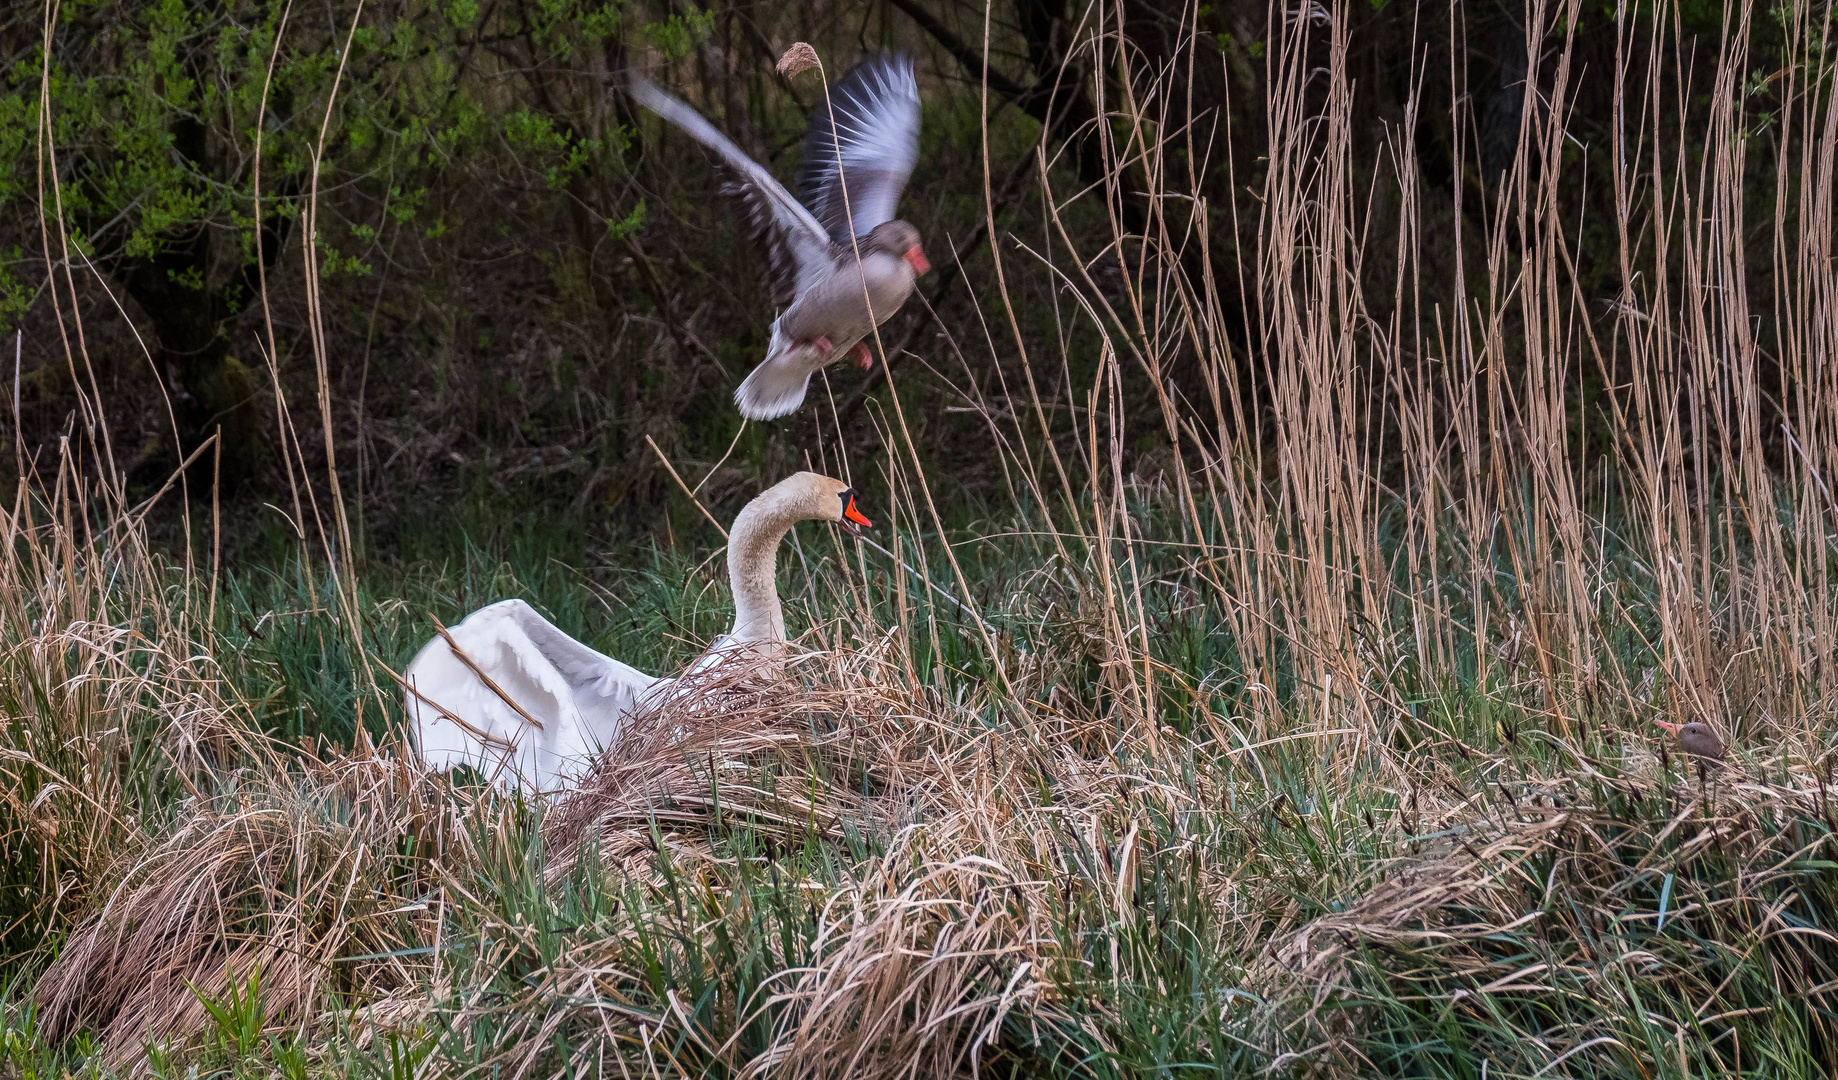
[726,489,801,643]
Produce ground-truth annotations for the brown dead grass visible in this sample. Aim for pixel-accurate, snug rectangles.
[541,646,919,876]
[1262,748,1838,1073]
[31,741,474,1064]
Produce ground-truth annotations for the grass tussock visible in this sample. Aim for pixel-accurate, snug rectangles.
[540,649,913,874]
[30,743,473,1064]
[1268,754,1838,1074]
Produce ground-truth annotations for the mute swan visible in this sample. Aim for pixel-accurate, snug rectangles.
[403,472,874,791]
[628,53,928,420]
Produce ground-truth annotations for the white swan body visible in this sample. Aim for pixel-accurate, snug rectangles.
[402,600,665,790]
[404,472,872,790]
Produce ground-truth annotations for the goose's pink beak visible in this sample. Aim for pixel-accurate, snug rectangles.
[1653,719,1683,736]
[905,245,930,276]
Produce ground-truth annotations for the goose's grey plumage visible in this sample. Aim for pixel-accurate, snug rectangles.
[628,54,928,420]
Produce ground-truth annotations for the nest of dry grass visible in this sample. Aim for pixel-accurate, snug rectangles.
[542,646,931,875]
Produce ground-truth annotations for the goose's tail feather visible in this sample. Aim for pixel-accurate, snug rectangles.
[735,328,816,419]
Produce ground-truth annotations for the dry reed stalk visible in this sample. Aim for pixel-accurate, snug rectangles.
[1007,0,1838,779]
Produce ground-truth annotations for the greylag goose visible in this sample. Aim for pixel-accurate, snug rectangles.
[1654,719,1726,761]
[628,54,928,420]
[404,473,873,790]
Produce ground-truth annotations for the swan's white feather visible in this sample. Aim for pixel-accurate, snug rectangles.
[404,599,666,791]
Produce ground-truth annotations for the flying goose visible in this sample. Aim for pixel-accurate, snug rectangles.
[628,54,928,420]
[404,473,874,790]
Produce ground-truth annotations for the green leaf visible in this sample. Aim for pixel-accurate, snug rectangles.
[606,199,646,240]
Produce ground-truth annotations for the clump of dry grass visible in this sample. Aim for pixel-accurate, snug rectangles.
[1,444,246,961]
[31,741,475,1064]
[541,645,924,876]
[1262,748,1838,1074]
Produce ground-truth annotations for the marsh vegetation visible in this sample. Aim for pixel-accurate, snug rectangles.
[5,0,1838,1075]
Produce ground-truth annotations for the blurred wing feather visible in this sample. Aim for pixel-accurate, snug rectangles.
[797,54,921,242]
[629,75,836,308]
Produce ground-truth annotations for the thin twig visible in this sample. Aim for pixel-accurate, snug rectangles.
[646,434,729,539]
[429,614,545,732]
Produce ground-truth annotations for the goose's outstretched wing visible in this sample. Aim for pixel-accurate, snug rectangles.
[628,75,836,308]
[404,599,665,791]
[796,53,921,243]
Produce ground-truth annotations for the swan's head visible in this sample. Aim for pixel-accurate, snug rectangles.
[866,220,928,276]
[770,471,874,535]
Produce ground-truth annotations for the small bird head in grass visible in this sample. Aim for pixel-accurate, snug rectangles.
[1654,719,1725,760]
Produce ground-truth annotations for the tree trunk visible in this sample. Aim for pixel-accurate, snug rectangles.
[114,119,290,489]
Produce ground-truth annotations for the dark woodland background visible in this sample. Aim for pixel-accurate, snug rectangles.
[0,0,1788,551]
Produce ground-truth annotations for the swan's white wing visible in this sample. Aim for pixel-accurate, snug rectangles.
[796,54,920,243]
[404,599,662,791]
[403,609,563,790]
[628,75,836,308]
[506,601,660,713]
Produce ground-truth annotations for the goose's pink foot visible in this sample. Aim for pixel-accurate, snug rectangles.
[849,342,874,370]
[806,336,834,356]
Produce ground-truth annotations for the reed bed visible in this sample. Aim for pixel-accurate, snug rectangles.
[7,0,1838,1076]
